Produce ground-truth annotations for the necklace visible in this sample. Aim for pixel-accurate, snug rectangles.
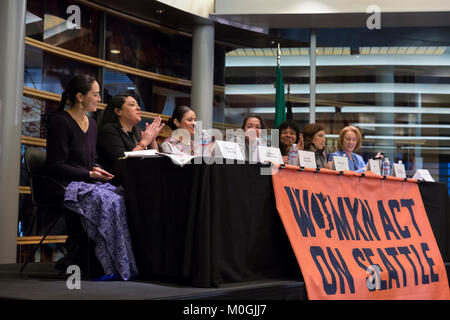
[67,109,88,131]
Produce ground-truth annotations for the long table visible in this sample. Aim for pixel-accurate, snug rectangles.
[117,157,300,287]
[117,157,449,287]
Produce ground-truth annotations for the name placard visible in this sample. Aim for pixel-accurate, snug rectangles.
[412,169,435,182]
[214,140,245,161]
[257,146,284,165]
[368,159,382,176]
[392,163,406,178]
[298,150,317,169]
[332,156,350,171]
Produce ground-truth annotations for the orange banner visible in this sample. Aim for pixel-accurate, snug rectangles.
[272,166,450,300]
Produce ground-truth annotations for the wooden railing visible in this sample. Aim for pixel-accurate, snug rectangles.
[17,235,67,245]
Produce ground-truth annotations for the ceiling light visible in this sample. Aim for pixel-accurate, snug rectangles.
[351,123,450,129]
[365,135,450,141]
[110,49,120,54]
[341,107,450,114]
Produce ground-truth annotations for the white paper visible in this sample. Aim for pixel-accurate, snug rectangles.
[332,155,350,171]
[123,149,160,158]
[298,150,317,169]
[368,159,382,175]
[257,146,284,165]
[392,163,406,178]
[412,169,435,182]
[214,140,245,161]
[158,152,196,167]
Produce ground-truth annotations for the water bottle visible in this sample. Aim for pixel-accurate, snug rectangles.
[382,157,391,176]
[201,130,211,157]
[250,138,260,162]
[288,144,299,166]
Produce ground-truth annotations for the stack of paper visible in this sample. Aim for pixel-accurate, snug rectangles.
[123,149,160,158]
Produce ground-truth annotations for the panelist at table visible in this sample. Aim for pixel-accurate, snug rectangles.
[97,94,164,176]
[302,123,329,169]
[326,125,367,173]
[45,75,137,281]
[278,120,302,164]
[161,105,200,156]
[241,113,267,161]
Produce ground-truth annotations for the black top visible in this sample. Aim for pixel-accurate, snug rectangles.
[44,111,98,183]
[97,122,142,175]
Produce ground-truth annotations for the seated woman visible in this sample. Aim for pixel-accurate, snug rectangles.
[161,105,201,156]
[240,113,267,161]
[97,94,164,176]
[302,123,329,169]
[45,75,138,281]
[278,120,302,164]
[327,125,367,173]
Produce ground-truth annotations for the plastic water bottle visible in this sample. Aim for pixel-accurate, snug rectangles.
[288,144,299,166]
[251,138,260,162]
[382,157,391,176]
[201,130,211,157]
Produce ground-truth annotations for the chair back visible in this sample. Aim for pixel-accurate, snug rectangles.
[24,147,49,206]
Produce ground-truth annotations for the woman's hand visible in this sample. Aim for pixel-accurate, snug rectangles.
[139,117,165,148]
[282,155,289,164]
[90,166,114,181]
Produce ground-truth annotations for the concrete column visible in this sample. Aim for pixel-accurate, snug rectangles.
[191,23,214,129]
[375,66,395,161]
[415,93,423,170]
[309,29,316,123]
[0,0,26,264]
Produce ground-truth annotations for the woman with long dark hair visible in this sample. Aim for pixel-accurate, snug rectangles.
[240,113,267,161]
[302,123,329,169]
[45,75,138,281]
[161,105,200,155]
[45,74,113,183]
[97,94,164,175]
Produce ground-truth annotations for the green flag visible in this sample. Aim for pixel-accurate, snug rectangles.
[274,65,286,128]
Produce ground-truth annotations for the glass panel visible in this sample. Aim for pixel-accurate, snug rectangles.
[26,0,101,57]
[224,44,310,131]
[105,14,192,80]
[18,194,34,237]
[22,95,59,139]
[103,68,191,114]
[312,27,450,187]
[24,45,99,95]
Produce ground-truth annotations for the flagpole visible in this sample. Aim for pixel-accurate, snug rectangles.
[274,43,286,128]
[277,43,281,67]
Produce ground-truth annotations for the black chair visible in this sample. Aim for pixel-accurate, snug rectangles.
[20,147,67,273]
[21,147,103,279]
